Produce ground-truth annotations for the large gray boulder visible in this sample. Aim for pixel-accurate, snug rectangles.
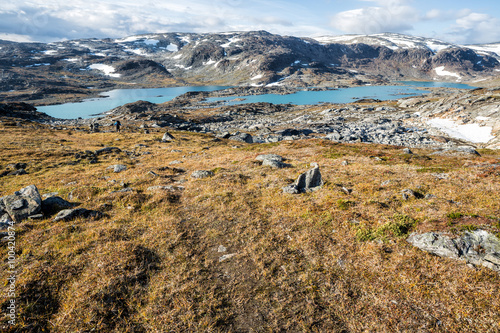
[229,132,253,143]
[407,230,500,272]
[256,154,289,169]
[0,185,42,222]
[282,163,323,194]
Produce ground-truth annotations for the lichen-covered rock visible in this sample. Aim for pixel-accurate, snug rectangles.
[0,185,42,222]
[407,230,500,273]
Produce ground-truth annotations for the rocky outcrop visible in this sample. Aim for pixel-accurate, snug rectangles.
[407,230,500,273]
[0,102,54,121]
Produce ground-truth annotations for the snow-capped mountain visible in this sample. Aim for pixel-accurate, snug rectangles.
[0,31,499,98]
[314,32,500,59]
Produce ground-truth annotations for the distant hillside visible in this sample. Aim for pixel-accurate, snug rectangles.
[0,31,499,104]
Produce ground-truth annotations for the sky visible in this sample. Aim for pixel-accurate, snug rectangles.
[1,0,499,44]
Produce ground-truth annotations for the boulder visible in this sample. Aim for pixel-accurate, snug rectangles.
[283,163,323,194]
[407,230,500,273]
[256,154,284,162]
[0,185,42,222]
[256,154,289,168]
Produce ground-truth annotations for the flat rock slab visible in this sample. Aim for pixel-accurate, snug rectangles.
[191,170,215,179]
[95,147,122,155]
[53,208,103,222]
[407,230,500,273]
[256,154,284,162]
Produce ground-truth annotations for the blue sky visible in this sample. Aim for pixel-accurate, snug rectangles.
[0,0,499,44]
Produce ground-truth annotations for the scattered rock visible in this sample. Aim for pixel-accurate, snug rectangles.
[53,208,102,222]
[169,160,183,165]
[162,132,175,142]
[219,253,237,262]
[7,169,27,176]
[402,148,413,154]
[111,188,134,194]
[7,162,27,170]
[107,164,127,173]
[402,189,416,200]
[146,185,183,192]
[191,170,215,179]
[218,245,227,253]
[407,230,500,273]
[283,163,323,194]
[262,159,288,169]
[95,147,122,155]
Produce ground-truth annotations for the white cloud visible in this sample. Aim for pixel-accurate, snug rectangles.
[442,12,500,44]
[330,0,419,34]
[0,0,331,42]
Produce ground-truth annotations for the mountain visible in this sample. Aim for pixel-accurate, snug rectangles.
[0,31,499,104]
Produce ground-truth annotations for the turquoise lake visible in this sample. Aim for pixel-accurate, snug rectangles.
[37,81,475,119]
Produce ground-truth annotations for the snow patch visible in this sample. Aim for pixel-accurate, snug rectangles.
[43,50,58,55]
[203,59,217,65]
[88,64,121,78]
[127,49,148,56]
[172,54,182,59]
[174,64,192,70]
[64,58,79,62]
[251,74,263,80]
[143,39,159,46]
[25,63,51,67]
[434,66,461,79]
[115,36,142,43]
[427,118,495,143]
[166,43,178,52]
[221,38,242,48]
[475,116,490,121]
[179,36,191,44]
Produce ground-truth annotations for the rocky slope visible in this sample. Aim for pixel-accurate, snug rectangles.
[1,31,499,104]
[0,120,499,332]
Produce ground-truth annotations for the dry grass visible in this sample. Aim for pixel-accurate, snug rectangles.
[0,122,499,332]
